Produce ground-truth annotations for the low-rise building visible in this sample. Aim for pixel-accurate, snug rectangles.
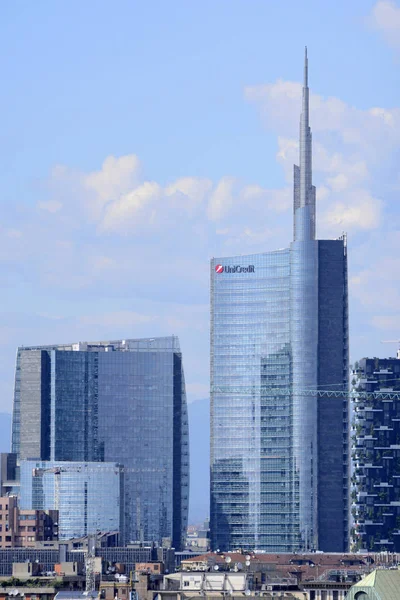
[0,585,58,600]
[100,581,131,600]
[178,553,384,600]
[136,563,164,576]
[151,572,306,600]
[0,496,58,548]
[185,520,210,552]
[0,545,174,577]
[345,568,400,600]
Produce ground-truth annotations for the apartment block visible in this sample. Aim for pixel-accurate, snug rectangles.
[351,357,400,551]
[0,496,58,548]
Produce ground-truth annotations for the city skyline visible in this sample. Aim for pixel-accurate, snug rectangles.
[0,1,399,526]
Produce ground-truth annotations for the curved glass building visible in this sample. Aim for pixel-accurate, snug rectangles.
[210,50,349,552]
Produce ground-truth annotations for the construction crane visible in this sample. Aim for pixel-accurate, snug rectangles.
[381,340,400,360]
[33,464,110,592]
[211,386,400,400]
[32,464,166,593]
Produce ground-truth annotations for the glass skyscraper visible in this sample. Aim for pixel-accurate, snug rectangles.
[210,50,349,552]
[20,460,123,541]
[12,336,189,549]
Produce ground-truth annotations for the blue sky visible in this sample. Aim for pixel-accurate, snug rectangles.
[1,1,400,522]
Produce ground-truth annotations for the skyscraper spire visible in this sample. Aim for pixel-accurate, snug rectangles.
[304,46,308,87]
[293,46,315,241]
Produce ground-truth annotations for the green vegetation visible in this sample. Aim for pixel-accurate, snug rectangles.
[0,577,60,589]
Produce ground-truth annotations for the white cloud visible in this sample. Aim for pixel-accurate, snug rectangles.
[245,78,400,237]
[327,174,349,193]
[24,68,394,322]
[242,184,292,213]
[165,177,213,215]
[44,73,398,242]
[350,239,400,312]
[245,80,400,156]
[100,181,162,233]
[369,107,396,125]
[277,137,298,178]
[207,177,236,221]
[84,154,142,219]
[316,185,330,202]
[368,1,400,50]
[38,200,63,213]
[322,190,382,231]
[313,143,369,183]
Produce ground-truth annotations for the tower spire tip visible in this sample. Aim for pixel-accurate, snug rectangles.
[304,46,308,87]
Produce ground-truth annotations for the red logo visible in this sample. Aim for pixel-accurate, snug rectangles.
[215,264,224,274]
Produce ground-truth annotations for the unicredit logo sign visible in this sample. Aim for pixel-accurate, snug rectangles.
[215,264,255,274]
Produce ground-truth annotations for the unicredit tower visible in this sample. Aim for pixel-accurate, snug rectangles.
[210,49,349,552]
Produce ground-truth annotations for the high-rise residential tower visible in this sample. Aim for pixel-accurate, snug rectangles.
[11,336,189,549]
[210,49,349,552]
[351,357,400,552]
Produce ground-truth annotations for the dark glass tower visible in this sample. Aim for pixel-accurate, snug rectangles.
[351,357,400,552]
[210,49,349,552]
[11,337,189,549]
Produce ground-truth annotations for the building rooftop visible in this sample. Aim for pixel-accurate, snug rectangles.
[346,568,400,600]
[18,336,181,353]
[55,593,98,600]
[180,553,378,583]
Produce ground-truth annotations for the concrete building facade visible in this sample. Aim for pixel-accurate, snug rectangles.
[0,496,58,548]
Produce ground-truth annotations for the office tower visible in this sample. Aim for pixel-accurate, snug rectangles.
[20,460,122,541]
[210,49,349,552]
[11,337,189,549]
[351,357,400,552]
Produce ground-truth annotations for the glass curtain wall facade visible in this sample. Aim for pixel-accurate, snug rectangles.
[211,250,299,551]
[351,358,400,552]
[210,50,349,552]
[20,460,122,540]
[12,337,189,549]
